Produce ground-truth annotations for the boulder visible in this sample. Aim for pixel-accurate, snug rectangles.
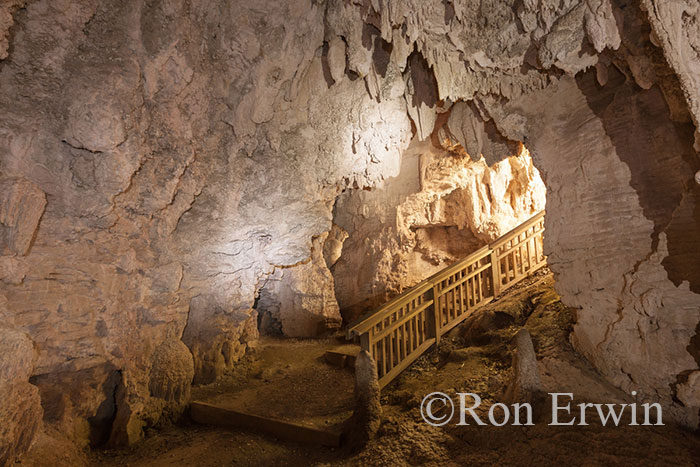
[148,338,195,421]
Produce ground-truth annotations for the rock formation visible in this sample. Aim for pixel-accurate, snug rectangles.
[504,328,543,405]
[347,350,382,450]
[0,328,42,465]
[0,0,698,461]
[333,140,545,323]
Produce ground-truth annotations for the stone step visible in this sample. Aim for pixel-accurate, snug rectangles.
[323,348,360,369]
[190,401,342,447]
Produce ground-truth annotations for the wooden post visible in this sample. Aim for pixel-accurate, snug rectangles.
[429,284,441,344]
[490,250,501,298]
[360,332,371,356]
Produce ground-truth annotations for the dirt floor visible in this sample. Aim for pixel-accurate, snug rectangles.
[72,271,700,466]
[191,338,357,431]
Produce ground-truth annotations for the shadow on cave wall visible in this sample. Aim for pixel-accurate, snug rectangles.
[577,65,700,295]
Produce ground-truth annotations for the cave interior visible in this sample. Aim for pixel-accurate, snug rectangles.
[1,0,700,465]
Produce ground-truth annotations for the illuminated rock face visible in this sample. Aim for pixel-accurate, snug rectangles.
[332,141,545,322]
[0,0,698,459]
[257,233,342,337]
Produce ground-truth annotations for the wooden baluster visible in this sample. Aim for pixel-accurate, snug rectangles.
[418,307,424,344]
[490,249,501,297]
[393,330,399,367]
[361,332,371,354]
[452,284,459,319]
[476,270,483,304]
[429,283,441,344]
[518,242,524,278]
[403,320,409,358]
[457,271,464,315]
[401,304,408,359]
[403,323,408,361]
[376,341,384,378]
[470,275,476,306]
[442,280,448,325]
[409,316,415,354]
[466,276,472,307]
[408,303,413,355]
[413,311,423,349]
[396,324,402,363]
[386,336,391,374]
[398,326,403,363]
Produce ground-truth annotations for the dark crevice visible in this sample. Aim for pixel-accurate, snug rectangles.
[361,22,380,51]
[320,42,334,87]
[88,369,120,448]
[443,0,455,25]
[406,49,439,110]
[371,35,392,78]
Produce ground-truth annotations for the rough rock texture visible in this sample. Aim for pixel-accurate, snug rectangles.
[641,0,700,151]
[333,140,545,323]
[487,63,700,425]
[0,0,411,455]
[0,0,699,461]
[347,350,382,450]
[257,233,342,337]
[503,328,543,404]
[0,328,42,465]
[0,178,46,255]
[108,338,193,446]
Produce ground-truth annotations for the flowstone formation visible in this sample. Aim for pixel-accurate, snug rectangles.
[0,0,698,461]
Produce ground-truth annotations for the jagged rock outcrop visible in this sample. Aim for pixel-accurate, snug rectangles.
[333,140,545,322]
[641,0,700,150]
[487,68,700,426]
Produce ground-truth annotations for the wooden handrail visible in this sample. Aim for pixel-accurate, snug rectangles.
[346,211,547,388]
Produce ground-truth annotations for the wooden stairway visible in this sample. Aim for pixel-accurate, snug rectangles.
[189,212,545,445]
[347,211,546,388]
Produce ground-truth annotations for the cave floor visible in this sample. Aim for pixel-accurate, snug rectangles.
[86,273,700,467]
[190,336,357,435]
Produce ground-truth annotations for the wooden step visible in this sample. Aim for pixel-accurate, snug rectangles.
[190,401,342,447]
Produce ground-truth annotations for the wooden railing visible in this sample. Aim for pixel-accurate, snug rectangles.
[347,211,546,388]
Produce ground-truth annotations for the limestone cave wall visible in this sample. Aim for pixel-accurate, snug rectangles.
[332,139,545,323]
[0,0,699,461]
